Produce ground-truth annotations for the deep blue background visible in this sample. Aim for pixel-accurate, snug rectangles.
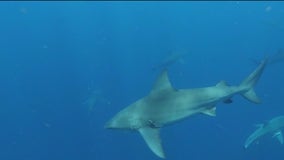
[0,2,283,160]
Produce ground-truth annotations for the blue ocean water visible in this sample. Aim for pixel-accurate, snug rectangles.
[0,1,283,160]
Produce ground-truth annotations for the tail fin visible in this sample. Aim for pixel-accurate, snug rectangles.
[240,58,269,103]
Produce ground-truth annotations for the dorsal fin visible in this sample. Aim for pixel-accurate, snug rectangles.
[216,80,228,88]
[151,70,175,94]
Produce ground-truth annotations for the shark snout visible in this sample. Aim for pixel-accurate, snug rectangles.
[104,122,110,129]
[105,113,137,130]
[104,119,115,129]
[104,117,123,129]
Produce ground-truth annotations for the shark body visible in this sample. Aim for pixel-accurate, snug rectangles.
[245,116,284,149]
[105,59,268,158]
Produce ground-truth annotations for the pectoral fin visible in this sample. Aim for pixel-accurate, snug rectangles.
[273,131,283,144]
[139,127,165,158]
[202,107,216,117]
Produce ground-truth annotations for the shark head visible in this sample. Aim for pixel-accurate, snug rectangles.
[104,113,130,130]
[105,101,145,130]
[105,99,166,159]
[104,70,175,158]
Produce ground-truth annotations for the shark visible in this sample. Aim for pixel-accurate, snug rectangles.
[269,49,284,65]
[152,51,186,71]
[105,58,268,158]
[250,48,284,66]
[83,89,110,117]
[244,116,284,149]
[83,89,104,114]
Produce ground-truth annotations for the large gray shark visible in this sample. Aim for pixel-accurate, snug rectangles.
[105,58,268,158]
[244,116,284,149]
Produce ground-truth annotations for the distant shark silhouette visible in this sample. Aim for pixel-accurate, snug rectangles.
[250,49,284,65]
[152,51,186,71]
[105,58,268,158]
[244,116,284,149]
[83,90,102,113]
[269,49,284,65]
[83,89,110,115]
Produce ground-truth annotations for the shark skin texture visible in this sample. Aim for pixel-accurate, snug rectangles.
[245,116,284,149]
[105,58,268,158]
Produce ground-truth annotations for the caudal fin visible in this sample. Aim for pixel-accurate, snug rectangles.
[240,58,269,103]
